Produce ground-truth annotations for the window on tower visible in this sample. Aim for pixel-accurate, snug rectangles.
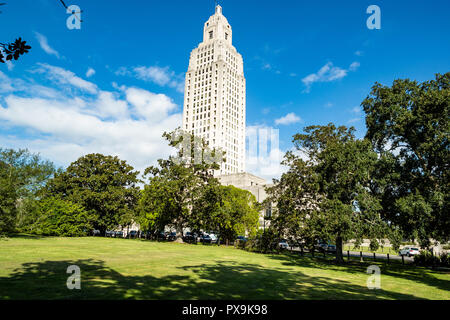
[225,33,228,40]
[209,31,213,39]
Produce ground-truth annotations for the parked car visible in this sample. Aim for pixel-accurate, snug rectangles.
[129,230,138,238]
[200,234,212,244]
[236,236,247,242]
[92,229,101,236]
[279,239,289,250]
[167,232,177,241]
[209,233,218,244]
[314,242,325,252]
[156,231,166,241]
[105,230,114,237]
[140,231,151,239]
[315,241,336,253]
[183,232,196,243]
[399,247,420,257]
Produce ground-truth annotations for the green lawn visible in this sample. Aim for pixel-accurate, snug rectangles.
[0,235,449,300]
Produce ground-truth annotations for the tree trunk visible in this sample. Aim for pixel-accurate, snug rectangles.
[175,222,184,243]
[335,236,344,263]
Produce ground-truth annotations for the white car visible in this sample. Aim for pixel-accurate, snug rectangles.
[399,246,420,257]
[209,233,218,243]
[279,239,289,249]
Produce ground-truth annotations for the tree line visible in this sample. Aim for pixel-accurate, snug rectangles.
[264,73,449,262]
[0,130,260,245]
[0,73,448,263]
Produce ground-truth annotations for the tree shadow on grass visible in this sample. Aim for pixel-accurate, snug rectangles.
[0,259,424,300]
[0,259,189,300]
[4,234,48,240]
[177,261,426,300]
[266,252,450,295]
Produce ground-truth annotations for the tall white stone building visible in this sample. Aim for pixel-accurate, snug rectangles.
[182,5,246,176]
[181,4,272,230]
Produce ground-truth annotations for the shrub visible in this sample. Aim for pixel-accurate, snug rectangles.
[241,229,279,254]
[439,252,449,267]
[236,239,247,249]
[30,197,92,237]
[414,251,449,267]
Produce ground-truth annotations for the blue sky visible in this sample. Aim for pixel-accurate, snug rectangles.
[1,0,449,181]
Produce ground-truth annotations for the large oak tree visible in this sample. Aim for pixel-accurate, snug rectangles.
[44,153,141,235]
[138,129,224,241]
[0,148,55,234]
[362,72,449,246]
[267,124,391,263]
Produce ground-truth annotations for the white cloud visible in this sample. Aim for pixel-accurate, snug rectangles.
[246,146,287,183]
[355,50,363,56]
[125,87,177,122]
[348,106,363,124]
[349,61,360,71]
[33,63,98,94]
[348,118,362,124]
[275,112,302,126]
[5,60,14,71]
[34,32,60,58]
[245,125,287,182]
[115,67,129,77]
[0,66,182,174]
[117,66,185,93]
[0,71,58,98]
[0,71,15,93]
[86,68,96,78]
[290,146,310,163]
[93,91,129,119]
[0,45,15,70]
[301,61,360,92]
[351,106,362,114]
[133,66,172,86]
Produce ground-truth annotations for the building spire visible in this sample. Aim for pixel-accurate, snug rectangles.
[215,0,222,14]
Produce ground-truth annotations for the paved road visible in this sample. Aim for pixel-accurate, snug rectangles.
[287,247,414,263]
[344,250,414,263]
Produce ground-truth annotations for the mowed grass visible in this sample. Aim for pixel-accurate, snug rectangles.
[0,235,449,300]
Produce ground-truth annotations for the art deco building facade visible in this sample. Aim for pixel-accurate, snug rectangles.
[182,5,246,176]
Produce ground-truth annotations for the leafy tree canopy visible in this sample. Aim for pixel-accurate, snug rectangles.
[139,129,224,240]
[30,197,92,237]
[362,72,449,246]
[267,124,391,263]
[0,148,55,234]
[193,185,261,243]
[44,153,141,234]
